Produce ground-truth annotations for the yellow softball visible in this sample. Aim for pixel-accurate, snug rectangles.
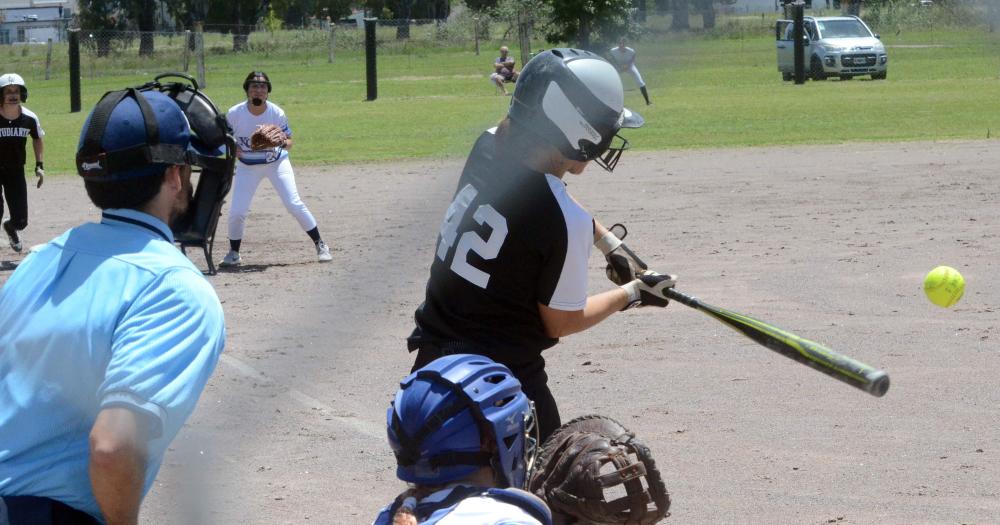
[923,266,965,308]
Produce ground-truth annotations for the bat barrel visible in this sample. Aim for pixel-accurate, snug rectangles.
[666,287,891,398]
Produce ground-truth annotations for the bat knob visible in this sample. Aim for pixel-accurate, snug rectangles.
[865,370,890,397]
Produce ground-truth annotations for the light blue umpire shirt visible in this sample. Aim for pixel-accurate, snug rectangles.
[0,208,225,522]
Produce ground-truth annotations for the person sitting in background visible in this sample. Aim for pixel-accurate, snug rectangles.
[490,46,519,95]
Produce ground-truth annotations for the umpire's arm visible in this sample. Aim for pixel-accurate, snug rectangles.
[90,407,148,525]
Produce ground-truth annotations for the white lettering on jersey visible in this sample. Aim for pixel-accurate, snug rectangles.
[436,183,510,289]
[0,127,31,138]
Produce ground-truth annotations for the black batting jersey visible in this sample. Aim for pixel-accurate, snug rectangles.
[0,107,43,167]
[408,128,593,364]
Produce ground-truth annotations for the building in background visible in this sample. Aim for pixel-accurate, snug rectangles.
[0,1,75,44]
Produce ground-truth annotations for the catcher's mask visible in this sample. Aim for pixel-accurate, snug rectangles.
[508,49,643,173]
[0,73,28,102]
[243,70,272,93]
[528,415,671,524]
[76,73,236,237]
[387,354,538,489]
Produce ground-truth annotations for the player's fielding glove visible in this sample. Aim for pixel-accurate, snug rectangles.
[621,272,676,309]
[250,124,286,150]
[34,162,44,188]
[595,229,648,286]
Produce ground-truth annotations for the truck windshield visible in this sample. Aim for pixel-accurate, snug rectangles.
[816,20,872,38]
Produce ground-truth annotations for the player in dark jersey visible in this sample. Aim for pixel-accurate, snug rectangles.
[407,49,676,442]
[0,73,45,253]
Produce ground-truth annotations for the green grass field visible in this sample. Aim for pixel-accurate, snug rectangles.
[6,17,999,175]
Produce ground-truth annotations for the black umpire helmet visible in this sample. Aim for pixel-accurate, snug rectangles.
[243,71,272,93]
[508,49,643,172]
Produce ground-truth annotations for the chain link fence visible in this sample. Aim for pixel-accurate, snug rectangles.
[2,2,996,87]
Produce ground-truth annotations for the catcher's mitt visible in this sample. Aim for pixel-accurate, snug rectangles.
[250,123,285,150]
[528,415,670,525]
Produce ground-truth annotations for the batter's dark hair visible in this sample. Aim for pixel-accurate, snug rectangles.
[84,169,167,210]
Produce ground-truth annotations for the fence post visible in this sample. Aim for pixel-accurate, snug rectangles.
[328,24,335,63]
[68,29,81,112]
[517,7,530,67]
[364,18,377,101]
[194,21,206,88]
[183,30,191,72]
[45,38,53,80]
[473,16,479,56]
[792,1,806,85]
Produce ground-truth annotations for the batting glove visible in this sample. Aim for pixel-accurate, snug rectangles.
[34,162,44,188]
[621,272,676,309]
[596,230,648,286]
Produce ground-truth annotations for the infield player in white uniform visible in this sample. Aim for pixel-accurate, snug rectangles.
[609,37,651,105]
[220,71,331,267]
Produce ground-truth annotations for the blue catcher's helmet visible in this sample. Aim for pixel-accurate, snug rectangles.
[76,88,223,181]
[387,354,538,489]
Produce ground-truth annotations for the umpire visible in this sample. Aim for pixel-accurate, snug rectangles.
[0,86,228,524]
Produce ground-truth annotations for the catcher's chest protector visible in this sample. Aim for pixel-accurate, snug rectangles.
[373,486,552,525]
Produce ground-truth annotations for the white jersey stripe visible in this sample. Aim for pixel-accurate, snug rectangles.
[543,173,591,311]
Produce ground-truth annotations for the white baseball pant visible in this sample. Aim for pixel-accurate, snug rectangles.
[228,157,318,240]
[624,64,646,89]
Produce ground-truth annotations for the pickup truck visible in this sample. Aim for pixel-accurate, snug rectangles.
[776,16,888,81]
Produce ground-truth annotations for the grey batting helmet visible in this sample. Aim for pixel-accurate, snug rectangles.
[508,49,643,172]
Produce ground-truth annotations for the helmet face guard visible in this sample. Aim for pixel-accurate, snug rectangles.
[593,133,630,172]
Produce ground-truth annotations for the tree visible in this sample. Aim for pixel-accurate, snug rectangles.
[544,0,632,50]
[130,0,156,56]
[671,0,689,31]
[79,0,125,57]
[271,0,353,27]
[206,0,271,51]
[465,0,501,10]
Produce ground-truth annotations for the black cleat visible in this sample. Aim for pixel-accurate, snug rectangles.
[4,221,22,253]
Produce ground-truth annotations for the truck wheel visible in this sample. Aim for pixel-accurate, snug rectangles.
[810,57,827,81]
[872,71,887,80]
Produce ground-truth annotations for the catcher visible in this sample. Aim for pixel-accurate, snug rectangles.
[220,71,332,267]
[373,354,550,525]
[529,415,671,524]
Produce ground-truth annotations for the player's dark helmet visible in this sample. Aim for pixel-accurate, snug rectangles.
[76,89,226,181]
[0,73,28,102]
[508,48,644,172]
[243,71,272,93]
[387,354,539,489]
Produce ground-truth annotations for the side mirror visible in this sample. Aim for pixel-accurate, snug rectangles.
[875,33,881,39]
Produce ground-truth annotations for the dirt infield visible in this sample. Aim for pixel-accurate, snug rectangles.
[3,140,998,524]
